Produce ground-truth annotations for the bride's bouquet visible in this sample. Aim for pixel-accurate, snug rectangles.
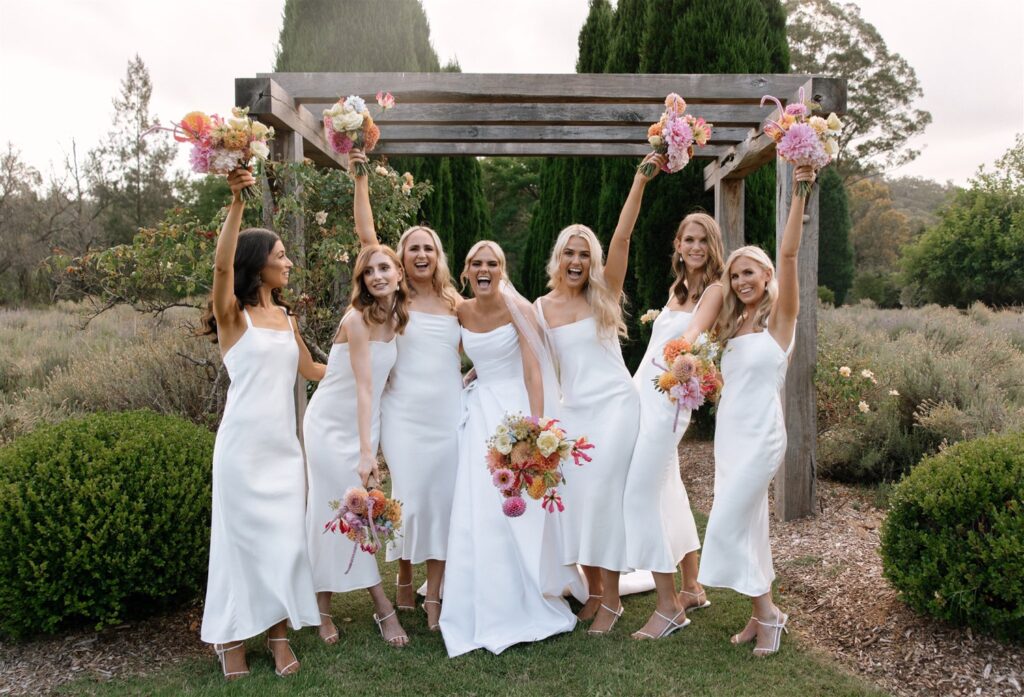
[760,86,843,196]
[640,93,713,177]
[651,332,723,431]
[324,487,402,573]
[323,91,395,176]
[486,413,594,517]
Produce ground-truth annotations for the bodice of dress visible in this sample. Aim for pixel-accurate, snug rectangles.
[461,323,523,388]
[719,330,791,412]
[387,311,461,396]
[315,338,397,415]
[633,309,694,386]
[546,317,633,408]
[221,308,298,425]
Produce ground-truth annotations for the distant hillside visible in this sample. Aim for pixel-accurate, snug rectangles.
[885,176,960,231]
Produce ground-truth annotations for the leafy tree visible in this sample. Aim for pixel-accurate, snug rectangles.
[479,157,541,289]
[785,0,932,179]
[817,168,854,304]
[902,135,1024,307]
[87,55,179,246]
[886,175,960,231]
[847,178,912,272]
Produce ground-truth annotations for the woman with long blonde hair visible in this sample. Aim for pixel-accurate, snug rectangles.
[623,212,725,640]
[534,152,664,635]
[304,244,410,649]
[697,164,817,656]
[349,151,463,634]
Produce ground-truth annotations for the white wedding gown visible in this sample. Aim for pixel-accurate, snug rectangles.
[439,323,579,657]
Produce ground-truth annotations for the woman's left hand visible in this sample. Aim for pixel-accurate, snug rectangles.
[793,164,817,186]
[636,152,667,183]
[357,453,380,488]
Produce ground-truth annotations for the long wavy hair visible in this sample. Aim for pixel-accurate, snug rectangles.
[200,228,293,343]
[459,240,509,293]
[715,245,778,345]
[670,213,725,306]
[545,224,627,338]
[350,245,410,333]
[396,225,461,312]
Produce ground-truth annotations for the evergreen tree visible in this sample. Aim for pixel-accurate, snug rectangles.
[816,168,854,304]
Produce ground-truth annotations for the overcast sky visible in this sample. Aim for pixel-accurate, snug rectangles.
[1,0,1021,186]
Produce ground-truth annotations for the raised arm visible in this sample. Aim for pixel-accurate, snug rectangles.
[351,149,379,248]
[681,283,724,345]
[768,165,816,347]
[211,169,254,332]
[605,152,664,296]
[346,314,381,487]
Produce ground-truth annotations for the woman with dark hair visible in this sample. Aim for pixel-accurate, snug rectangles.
[200,169,325,680]
[303,244,412,649]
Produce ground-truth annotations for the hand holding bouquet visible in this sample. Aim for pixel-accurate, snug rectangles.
[640,93,714,177]
[760,86,842,196]
[323,91,395,177]
[651,332,723,431]
[486,413,594,517]
[324,487,402,573]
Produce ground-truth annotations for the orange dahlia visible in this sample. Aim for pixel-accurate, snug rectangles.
[647,122,662,137]
[385,499,402,525]
[535,451,561,472]
[657,372,680,391]
[363,117,381,151]
[662,338,692,365]
[368,489,387,514]
[511,441,534,466]
[527,476,548,500]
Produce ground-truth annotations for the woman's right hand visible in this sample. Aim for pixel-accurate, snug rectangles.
[227,168,255,203]
[349,149,368,177]
[358,453,380,488]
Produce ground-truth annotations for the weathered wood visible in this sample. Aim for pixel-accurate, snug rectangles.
[773,159,819,521]
[370,124,753,143]
[714,178,745,255]
[261,72,844,109]
[373,141,729,158]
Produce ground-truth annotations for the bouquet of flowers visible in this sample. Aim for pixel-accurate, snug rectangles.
[167,107,274,201]
[651,332,723,431]
[323,91,395,176]
[640,93,713,177]
[486,413,594,517]
[760,86,843,196]
[324,486,402,573]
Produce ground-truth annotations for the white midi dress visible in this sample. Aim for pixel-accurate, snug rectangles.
[201,308,320,644]
[304,336,397,593]
[381,311,462,564]
[698,329,793,597]
[537,307,641,573]
[622,308,702,573]
[439,323,578,657]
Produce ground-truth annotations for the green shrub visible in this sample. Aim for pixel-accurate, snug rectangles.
[0,410,213,639]
[880,431,1024,641]
[817,285,836,306]
[850,271,901,308]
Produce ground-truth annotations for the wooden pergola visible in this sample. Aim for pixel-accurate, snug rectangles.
[236,72,847,521]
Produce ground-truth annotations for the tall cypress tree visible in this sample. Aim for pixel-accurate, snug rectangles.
[274,0,490,255]
[817,168,854,304]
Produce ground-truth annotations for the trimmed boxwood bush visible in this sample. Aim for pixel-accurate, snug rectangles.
[880,430,1024,641]
[0,410,213,639]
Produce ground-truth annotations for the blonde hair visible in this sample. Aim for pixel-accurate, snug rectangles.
[350,245,410,333]
[396,225,461,313]
[545,224,627,338]
[670,213,725,306]
[459,240,508,293]
[716,245,778,345]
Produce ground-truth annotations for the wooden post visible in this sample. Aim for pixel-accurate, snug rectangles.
[774,159,819,521]
[714,178,745,255]
[278,130,308,442]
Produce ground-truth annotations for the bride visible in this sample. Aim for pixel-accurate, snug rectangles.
[439,240,583,657]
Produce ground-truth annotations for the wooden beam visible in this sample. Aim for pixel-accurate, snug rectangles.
[236,77,348,170]
[373,142,730,158]
[714,179,745,255]
[373,124,753,143]
[261,72,842,107]
[773,159,819,521]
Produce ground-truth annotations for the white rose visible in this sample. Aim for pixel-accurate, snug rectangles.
[332,111,364,133]
[536,431,560,457]
[227,117,249,131]
[250,121,269,139]
[495,433,513,455]
[809,116,828,135]
[825,138,839,157]
[250,140,270,160]
[374,165,389,176]
[826,113,843,132]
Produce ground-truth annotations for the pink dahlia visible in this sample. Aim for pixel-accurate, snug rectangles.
[492,467,515,490]
[324,115,355,154]
[189,144,212,173]
[662,116,694,173]
[502,496,527,517]
[670,376,705,412]
[671,354,699,382]
[776,123,830,169]
[344,486,369,515]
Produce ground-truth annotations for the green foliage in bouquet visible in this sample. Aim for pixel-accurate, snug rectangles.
[880,430,1024,641]
[0,410,214,639]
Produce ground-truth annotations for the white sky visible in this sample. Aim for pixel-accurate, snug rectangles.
[1,0,1021,186]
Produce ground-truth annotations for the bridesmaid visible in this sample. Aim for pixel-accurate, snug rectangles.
[624,213,725,640]
[304,244,410,648]
[200,169,324,679]
[535,152,664,635]
[697,164,816,656]
[350,150,462,633]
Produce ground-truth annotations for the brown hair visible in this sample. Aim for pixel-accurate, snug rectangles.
[350,245,409,334]
[669,213,725,307]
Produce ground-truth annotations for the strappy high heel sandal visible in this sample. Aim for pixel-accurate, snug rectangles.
[679,587,711,611]
[213,642,249,681]
[374,609,409,647]
[395,575,416,611]
[631,609,691,640]
[265,637,299,677]
[319,611,339,644]
[731,616,758,645]
[587,604,624,636]
[423,599,442,631]
[752,610,789,657]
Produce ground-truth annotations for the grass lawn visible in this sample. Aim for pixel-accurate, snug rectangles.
[57,515,885,697]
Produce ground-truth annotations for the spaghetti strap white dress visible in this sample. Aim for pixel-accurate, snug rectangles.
[698,329,794,597]
[304,333,397,593]
[622,306,703,573]
[381,311,461,565]
[201,307,320,644]
[439,323,578,657]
